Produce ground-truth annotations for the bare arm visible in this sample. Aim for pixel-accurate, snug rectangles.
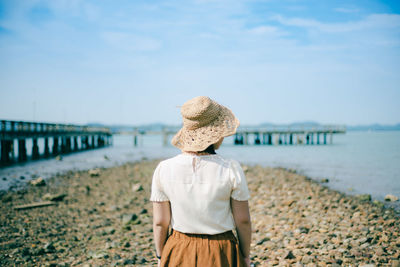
[231,199,251,262]
[153,201,171,259]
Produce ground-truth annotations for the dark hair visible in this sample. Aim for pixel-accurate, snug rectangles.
[199,144,216,154]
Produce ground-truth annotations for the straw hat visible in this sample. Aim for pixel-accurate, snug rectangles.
[171,96,240,152]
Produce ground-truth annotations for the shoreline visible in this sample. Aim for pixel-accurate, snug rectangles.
[0,160,399,266]
[1,158,399,213]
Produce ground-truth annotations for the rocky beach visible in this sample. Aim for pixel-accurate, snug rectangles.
[1,159,399,266]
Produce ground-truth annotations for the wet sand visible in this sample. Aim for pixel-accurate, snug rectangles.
[0,160,399,266]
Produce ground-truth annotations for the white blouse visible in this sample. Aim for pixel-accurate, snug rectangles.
[150,153,250,235]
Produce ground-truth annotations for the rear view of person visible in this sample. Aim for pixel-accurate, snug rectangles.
[151,96,252,267]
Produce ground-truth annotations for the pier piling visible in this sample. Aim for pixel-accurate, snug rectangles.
[32,139,39,159]
[44,138,50,157]
[74,137,79,151]
[53,137,59,155]
[18,139,27,161]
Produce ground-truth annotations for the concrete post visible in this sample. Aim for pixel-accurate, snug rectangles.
[234,133,239,145]
[53,137,59,155]
[74,137,79,150]
[317,133,320,145]
[18,139,27,161]
[66,137,71,152]
[85,136,90,149]
[44,138,50,157]
[244,133,248,145]
[324,133,327,145]
[32,138,40,159]
[289,134,293,145]
[254,133,260,145]
[61,137,67,154]
[1,140,12,164]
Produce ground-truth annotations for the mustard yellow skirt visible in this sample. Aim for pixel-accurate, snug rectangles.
[160,230,247,267]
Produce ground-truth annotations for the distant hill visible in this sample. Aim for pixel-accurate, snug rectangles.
[259,121,322,128]
[86,122,400,133]
[346,123,400,131]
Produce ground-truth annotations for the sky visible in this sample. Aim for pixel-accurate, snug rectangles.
[0,0,399,126]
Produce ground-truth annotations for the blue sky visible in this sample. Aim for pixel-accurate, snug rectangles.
[0,0,399,126]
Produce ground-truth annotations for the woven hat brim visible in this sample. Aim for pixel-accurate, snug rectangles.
[171,105,239,152]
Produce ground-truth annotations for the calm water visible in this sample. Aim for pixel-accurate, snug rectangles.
[1,131,399,210]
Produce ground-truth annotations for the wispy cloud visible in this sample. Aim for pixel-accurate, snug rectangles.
[271,13,400,33]
[248,25,286,36]
[334,7,360,13]
[102,32,161,52]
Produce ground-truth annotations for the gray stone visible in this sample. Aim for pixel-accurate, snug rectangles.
[89,250,109,259]
[256,237,270,245]
[44,242,55,253]
[357,194,371,201]
[132,183,144,192]
[140,208,148,214]
[88,169,101,177]
[42,193,67,201]
[384,194,398,202]
[283,250,295,259]
[302,255,314,264]
[30,177,46,186]
[298,226,309,234]
[103,227,116,235]
[122,213,138,224]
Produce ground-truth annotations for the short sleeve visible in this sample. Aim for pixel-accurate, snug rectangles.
[150,163,169,202]
[229,160,250,201]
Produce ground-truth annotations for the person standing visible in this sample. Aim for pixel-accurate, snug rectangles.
[150,96,252,267]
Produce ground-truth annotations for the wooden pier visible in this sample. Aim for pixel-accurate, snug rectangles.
[233,125,346,145]
[0,120,112,166]
[119,125,346,147]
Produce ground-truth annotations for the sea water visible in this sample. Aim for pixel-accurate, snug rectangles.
[1,131,399,210]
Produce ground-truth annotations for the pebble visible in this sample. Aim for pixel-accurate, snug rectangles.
[30,177,46,186]
[88,169,101,177]
[384,194,399,202]
[88,250,109,259]
[42,193,67,201]
[132,183,144,192]
[102,227,116,235]
[357,194,372,202]
[122,213,138,224]
[283,250,295,259]
[44,242,55,253]
[140,208,148,214]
